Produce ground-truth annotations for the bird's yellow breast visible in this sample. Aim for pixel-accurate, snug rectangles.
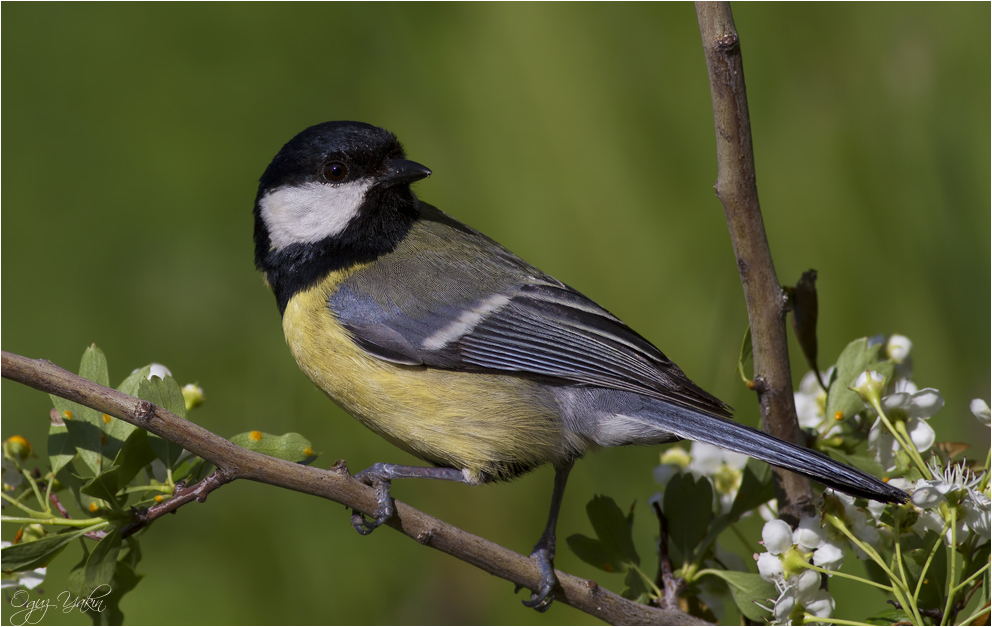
[281,267,570,482]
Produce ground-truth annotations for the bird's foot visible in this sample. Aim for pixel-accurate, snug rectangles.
[521,543,558,611]
[350,463,396,535]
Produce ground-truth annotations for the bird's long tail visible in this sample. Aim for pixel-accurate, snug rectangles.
[652,403,908,503]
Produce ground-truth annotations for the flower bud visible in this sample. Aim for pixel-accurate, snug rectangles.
[182,383,205,411]
[885,334,912,363]
[5,436,32,461]
[850,370,886,406]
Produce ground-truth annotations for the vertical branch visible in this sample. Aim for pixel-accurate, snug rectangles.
[694,2,813,523]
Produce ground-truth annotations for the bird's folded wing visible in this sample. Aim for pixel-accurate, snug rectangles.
[335,280,732,419]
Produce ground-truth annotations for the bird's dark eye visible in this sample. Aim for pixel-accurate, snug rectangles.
[323,162,348,183]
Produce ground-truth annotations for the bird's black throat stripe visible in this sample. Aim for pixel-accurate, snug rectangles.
[258,189,421,316]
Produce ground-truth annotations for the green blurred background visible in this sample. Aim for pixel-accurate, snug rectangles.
[2,3,988,625]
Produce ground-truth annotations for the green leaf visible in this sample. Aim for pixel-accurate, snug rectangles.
[48,345,119,475]
[699,569,775,622]
[48,421,76,477]
[81,469,124,511]
[66,538,91,599]
[139,375,186,468]
[69,537,141,627]
[736,325,753,384]
[79,344,110,388]
[117,366,151,397]
[112,430,157,488]
[825,337,894,421]
[172,456,213,485]
[903,530,947,612]
[55,463,87,511]
[97,560,143,625]
[86,529,122,589]
[1,526,97,572]
[663,473,713,561]
[565,495,640,573]
[137,373,186,419]
[621,566,651,603]
[788,269,820,376]
[566,534,625,573]
[118,537,142,571]
[229,431,317,464]
[587,496,639,566]
[51,396,103,476]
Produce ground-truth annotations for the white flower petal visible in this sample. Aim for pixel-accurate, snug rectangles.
[893,379,918,394]
[881,392,910,413]
[866,499,888,520]
[147,363,172,380]
[970,399,991,426]
[907,418,935,452]
[963,489,991,542]
[812,542,844,571]
[804,589,835,618]
[907,388,944,419]
[773,587,797,623]
[757,552,785,583]
[793,516,825,551]
[794,569,821,601]
[763,519,795,555]
[912,480,945,508]
[868,421,899,471]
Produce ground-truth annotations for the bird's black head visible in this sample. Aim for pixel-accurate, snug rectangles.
[253,121,432,313]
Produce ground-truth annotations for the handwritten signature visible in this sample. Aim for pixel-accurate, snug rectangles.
[7,586,110,625]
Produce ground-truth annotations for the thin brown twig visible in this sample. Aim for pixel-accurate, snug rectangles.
[694,1,814,525]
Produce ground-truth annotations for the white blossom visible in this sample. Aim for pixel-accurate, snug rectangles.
[869,387,943,470]
[770,570,835,625]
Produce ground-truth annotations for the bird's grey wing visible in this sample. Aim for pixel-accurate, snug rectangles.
[333,277,731,419]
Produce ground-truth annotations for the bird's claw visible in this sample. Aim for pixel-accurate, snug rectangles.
[521,545,558,611]
[351,466,395,536]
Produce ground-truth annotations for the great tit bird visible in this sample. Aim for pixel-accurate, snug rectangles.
[253,121,908,610]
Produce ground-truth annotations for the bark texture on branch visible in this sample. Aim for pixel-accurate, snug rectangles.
[695,2,813,523]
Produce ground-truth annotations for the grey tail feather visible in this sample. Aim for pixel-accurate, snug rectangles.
[657,405,908,504]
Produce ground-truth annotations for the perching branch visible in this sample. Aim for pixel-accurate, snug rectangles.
[695,2,814,523]
[1,350,708,627]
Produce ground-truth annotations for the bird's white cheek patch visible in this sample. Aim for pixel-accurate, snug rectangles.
[259,180,373,250]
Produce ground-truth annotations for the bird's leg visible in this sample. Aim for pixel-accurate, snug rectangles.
[350,463,470,535]
[522,459,574,612]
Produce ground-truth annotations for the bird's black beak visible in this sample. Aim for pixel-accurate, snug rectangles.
[381,159,432,188]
